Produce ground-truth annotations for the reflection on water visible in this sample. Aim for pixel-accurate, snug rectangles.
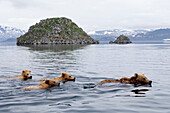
[0,42,170,113]
[49,103,72,106]
[24,44,87,52]
[131,89,149,94]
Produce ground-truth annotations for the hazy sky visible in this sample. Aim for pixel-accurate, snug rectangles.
[0,0,170,31]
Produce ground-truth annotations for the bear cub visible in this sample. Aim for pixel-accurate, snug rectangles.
[4,70,32,81]
[22,79,60,90]
[39,72,75,82]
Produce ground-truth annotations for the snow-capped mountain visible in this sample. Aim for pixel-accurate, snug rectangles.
[88,29,152,41]
[88,29,151,37]
[0,25,25,41]
[89,28,170,42]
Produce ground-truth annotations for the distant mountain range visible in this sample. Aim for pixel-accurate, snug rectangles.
[1,24,170,43]
[134,29,170,40]
[0,25,25,42]
[88,28,170,41]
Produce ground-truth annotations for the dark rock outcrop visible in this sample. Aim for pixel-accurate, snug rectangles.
[113,35,132,44]
[17,17,99,45]
[109,41,114,44]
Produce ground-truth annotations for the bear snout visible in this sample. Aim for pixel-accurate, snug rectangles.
[56,82,60,86]
[29,76,32,79]
[68,77,75,81]
[72,77,75,81]
[149,81,152,85]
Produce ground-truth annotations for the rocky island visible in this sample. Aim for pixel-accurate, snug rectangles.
[17,17,99,45]
[110,35,132,44]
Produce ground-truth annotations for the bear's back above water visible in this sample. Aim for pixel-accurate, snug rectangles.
[97,73,152,86]
[22,79,60,90]
[39,72,75,82]
[4,70,32,81]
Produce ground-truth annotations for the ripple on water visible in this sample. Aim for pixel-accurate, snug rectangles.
[0,42,170,112]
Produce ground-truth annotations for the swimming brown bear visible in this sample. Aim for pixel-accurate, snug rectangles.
[4,70,32,81]
[22,79,60,90]
[39,72,75,82]
[97,73,152,86]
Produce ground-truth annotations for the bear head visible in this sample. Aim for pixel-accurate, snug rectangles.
[44,80,60,87]
[21,70,32,80]
[58,72,75,81]
[130,73,152,86]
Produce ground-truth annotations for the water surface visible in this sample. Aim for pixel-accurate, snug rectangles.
[0,41,170,113]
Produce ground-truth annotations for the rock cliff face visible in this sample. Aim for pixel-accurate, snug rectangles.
[113,35,132,44]
[17,17,99,45]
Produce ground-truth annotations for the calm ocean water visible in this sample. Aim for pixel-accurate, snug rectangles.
[0,41,170,113]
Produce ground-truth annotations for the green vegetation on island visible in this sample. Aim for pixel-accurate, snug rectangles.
[17,17,99,45]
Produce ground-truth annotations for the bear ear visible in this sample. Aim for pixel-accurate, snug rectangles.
[45,80,50,84]
[61,73,65,77]
[22,70,25,73]
[134,73,138,78]
[29,70,31,72]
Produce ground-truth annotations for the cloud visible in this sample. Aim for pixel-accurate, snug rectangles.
[1,0,43,8]
[0,0,170,31]
[7,18,40,30]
